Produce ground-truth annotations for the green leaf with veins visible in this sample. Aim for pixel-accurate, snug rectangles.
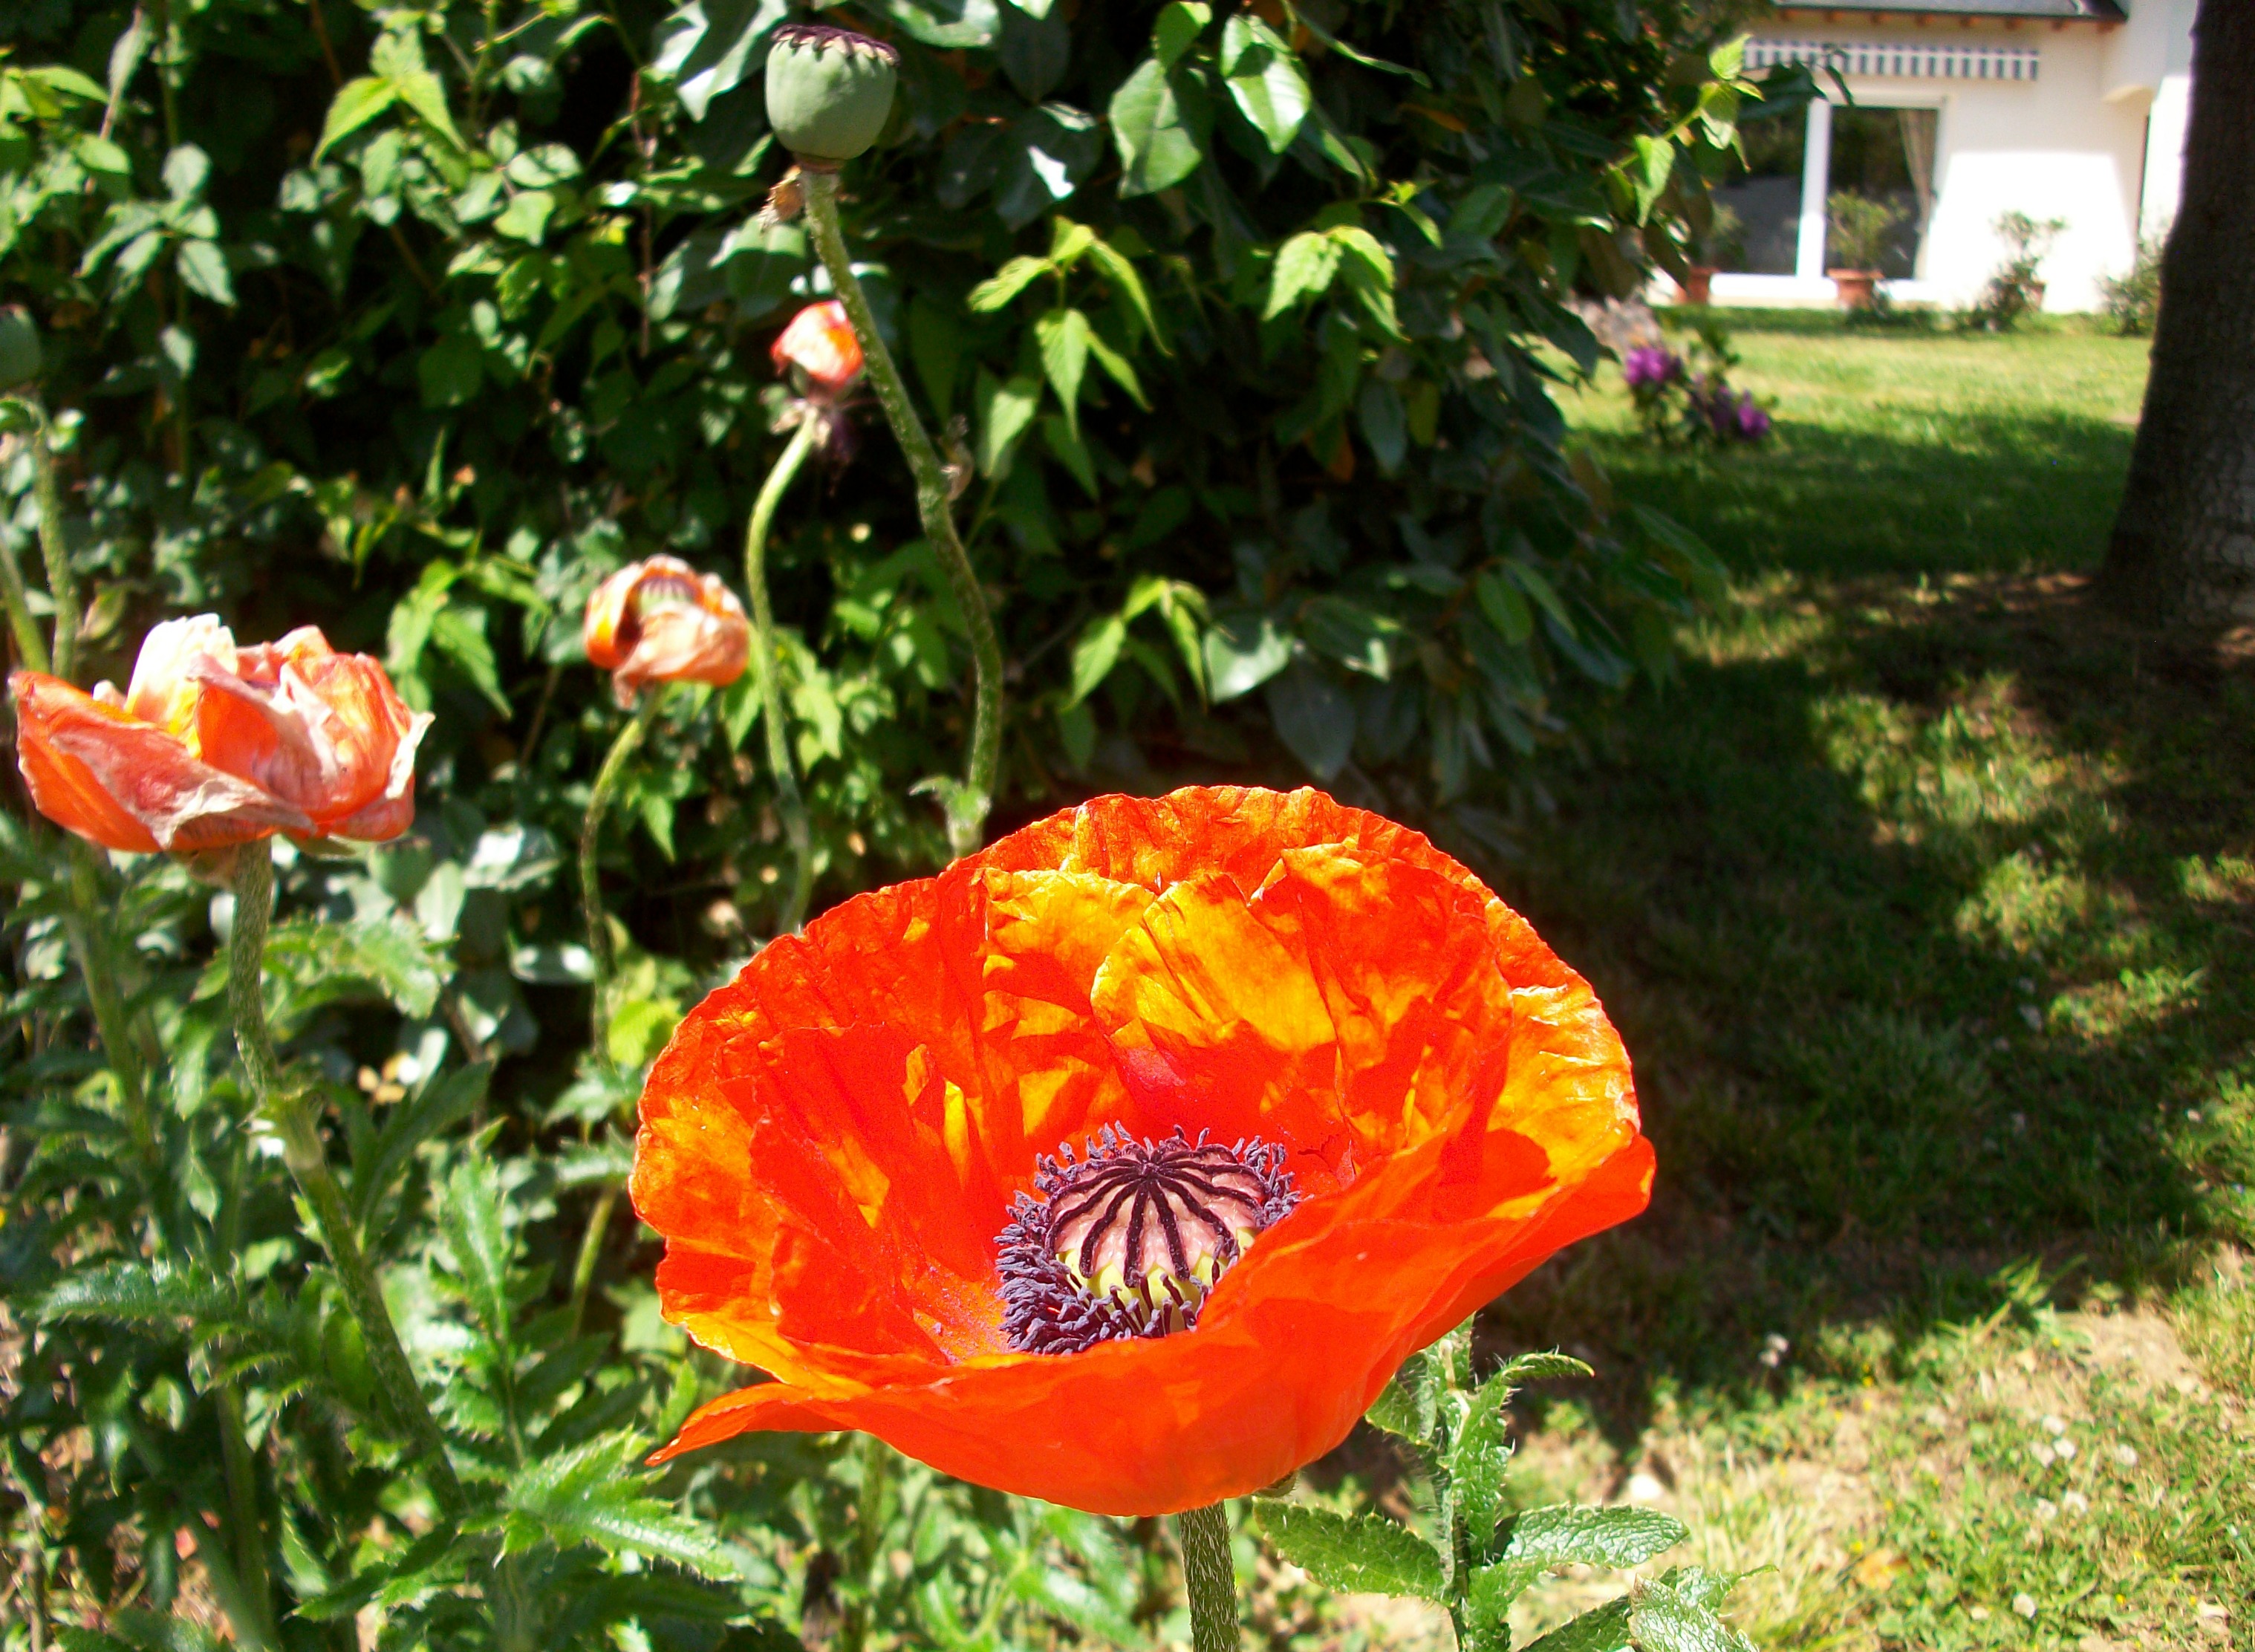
[1252,1503,1446,1599]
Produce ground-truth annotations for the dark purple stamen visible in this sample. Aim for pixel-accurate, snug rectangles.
[996,1126,1301,1356]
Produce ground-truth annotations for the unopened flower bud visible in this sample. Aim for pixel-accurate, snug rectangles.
[765,25,899,169]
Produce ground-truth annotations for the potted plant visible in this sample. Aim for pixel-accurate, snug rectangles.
[1826,191,1905,309]
[1676,201,1742,305]
[1965,210,2067,330]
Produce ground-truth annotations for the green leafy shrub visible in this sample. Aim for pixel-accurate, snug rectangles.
[0,1,1808,1644]
[2098,231,2164,336]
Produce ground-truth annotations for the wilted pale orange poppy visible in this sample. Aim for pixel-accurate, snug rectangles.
[632,786,1652,1516]
[770,299,862,400]
[583,556,750,708]
[10,616,430,853]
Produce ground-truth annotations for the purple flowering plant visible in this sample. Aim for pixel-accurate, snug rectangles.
[1626,318,1773,450]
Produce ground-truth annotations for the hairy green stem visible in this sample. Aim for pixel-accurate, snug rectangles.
[743,414,820,933]
[566,1183,616,1339]
[30,415,78,683]
[1177,1504,1240,1652]
[800,170,1001,856]
[213,1387,279,1651]
[0,523,45,669]
[578,686,666,1054]
[229,845,466,1519]
[65,844,149,1140]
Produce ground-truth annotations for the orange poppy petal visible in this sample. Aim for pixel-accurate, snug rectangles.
[635,786,1648,1515]
[192,634,428,838]
[10,670,308,851]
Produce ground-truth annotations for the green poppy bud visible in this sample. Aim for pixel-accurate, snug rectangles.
[765,24,899,169]
[0,307,42,390]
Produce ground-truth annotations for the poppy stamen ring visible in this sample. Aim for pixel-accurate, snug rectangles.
[997,1126,1300,1355]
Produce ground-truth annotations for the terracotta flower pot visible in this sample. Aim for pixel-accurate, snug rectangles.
[1829,269,1880,309]
[1678,265,1717,305]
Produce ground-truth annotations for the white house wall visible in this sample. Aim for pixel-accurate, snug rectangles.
[1734,19,2162,311]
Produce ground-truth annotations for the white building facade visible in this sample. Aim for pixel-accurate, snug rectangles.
[1706,0,2197,312]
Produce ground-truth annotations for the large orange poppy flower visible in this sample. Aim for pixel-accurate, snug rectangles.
[632,787,1650,1516]
[10,617,429,853]
[583,556,750,708]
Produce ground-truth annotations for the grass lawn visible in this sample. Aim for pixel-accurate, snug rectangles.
[1361,316,2251,1650]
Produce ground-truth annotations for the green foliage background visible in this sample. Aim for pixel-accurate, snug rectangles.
[0,0,1801,1645]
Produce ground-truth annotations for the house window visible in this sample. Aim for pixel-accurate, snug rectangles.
[1829,107,1939,278]
[1716,98,1941,283]
[1714,108,1807,275]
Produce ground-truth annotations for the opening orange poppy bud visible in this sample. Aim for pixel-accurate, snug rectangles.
[632,785,1653,1515]
[770,300,863,401]
[9,618,431,853]
[582,556,750,707]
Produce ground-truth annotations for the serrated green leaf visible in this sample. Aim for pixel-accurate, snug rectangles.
[314,78,398,159]
[1498,1504,1688,1570]
[1035,306,1090,440]
[1252,1503,1444,1599]
[37,1261,237,1328]
[1203,610,1292,701]
[1110,57,1205,198]
[508,1437,746,1578]
[391,70,465,150]
[968,254,1053,312]
[1630,1578,1754,1652]
[1083,235,1163,349]
[1265,230,1341,319]
[1083,325,1147,409]
[1494,1349,1595,1388]
[1066,613,1125,707]
[1467,1560,1544,1647]
[437,1157,515,1337]
[174,239,235,307]
[1365,1349,1438,1445]
[1220,15,1309,152]
[1521,1596,1633,1652]
[1450,1387,1513,1551]
[976,370,1042,478]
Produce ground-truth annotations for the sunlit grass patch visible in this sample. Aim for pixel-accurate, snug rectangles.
[1428,318,2255,1651]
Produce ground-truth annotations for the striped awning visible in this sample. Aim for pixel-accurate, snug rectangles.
[1745,36,2042,81]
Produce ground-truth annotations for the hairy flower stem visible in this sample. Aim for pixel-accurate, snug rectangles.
[1177,1504,1240,1652]
[566,1183,617,1339]
[0,423,154,1156]
[228,845,467,1519]
[743,415,820,932]
[30,414,79,683]
[0,524,45,668]
[800,170,1000,856]
[579,685,667,1053]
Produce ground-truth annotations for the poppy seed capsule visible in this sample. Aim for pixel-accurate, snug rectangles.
[764,25,899,169]
[997,1127,1301,1354]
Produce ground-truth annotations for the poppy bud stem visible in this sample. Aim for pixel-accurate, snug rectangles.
[579,684,669,1054]
[29,412,80,684]
[743,415,821,934]
[1177,1503,1241,1652]
[228,844,468,1521]
[799,170,1001,856]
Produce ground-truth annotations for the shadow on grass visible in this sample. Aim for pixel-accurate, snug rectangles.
[1586,410,2138,579]
[1477,419,2255,1455]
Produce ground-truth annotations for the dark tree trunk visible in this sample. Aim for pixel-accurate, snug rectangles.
[2098,0,2255,625]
